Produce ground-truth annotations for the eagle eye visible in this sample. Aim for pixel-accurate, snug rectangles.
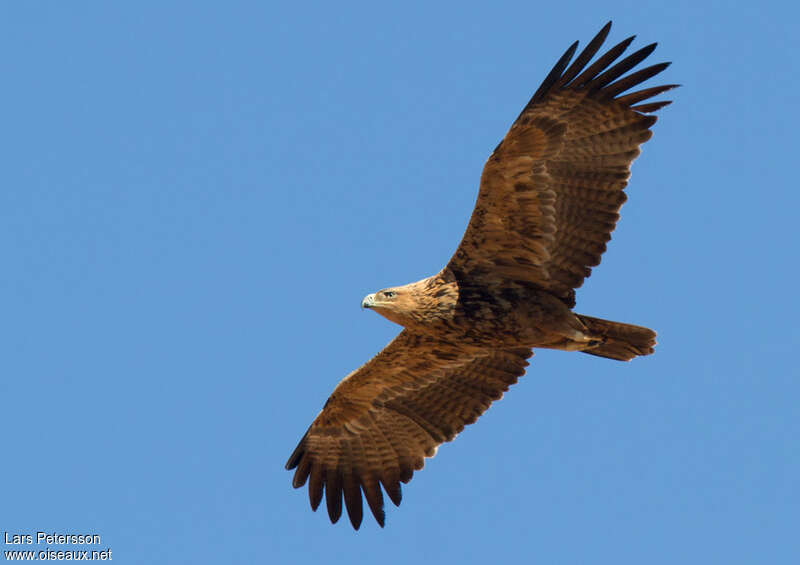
[383,291,396,298]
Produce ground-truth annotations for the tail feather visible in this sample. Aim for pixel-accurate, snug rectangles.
[577,314,656,361]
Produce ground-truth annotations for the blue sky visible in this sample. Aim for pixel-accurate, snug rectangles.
[3,1,798,563]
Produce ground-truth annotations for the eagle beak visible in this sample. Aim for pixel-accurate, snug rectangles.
[361,293,376,309]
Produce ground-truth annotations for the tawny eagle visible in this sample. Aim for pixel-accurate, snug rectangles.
[286,22,675,529]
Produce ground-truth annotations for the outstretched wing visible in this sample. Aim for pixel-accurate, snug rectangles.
[285,330,532,529]
[447,22,677,307]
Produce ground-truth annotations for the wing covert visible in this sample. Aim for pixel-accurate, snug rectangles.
[285,330,532,529]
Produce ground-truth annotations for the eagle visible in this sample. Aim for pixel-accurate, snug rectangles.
[286,22,676,529]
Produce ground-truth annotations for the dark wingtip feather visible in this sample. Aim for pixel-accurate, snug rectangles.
[571,35,636,88]
[285,429,309,470]
[363,479,386,527]
[528,39,579,106]
[631,100,672,113]
[614,84,680,106]
[639,114,658,128]
[286,447,302,471]
[602,63,673,100]
[381,477,403,506]
[521,23,676,116]
[325,471,343,524]
[291,457,311,488]
[399,466,414,483]
[557,21,613,87]
[343,474,364,530]
[308,465,324,511]
[589,42,658,91]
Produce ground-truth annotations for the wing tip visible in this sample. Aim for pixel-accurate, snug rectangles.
[528,40,580,106]
[301,462,398,529]
[285,456,300,471]
[285,432,308,471]
[525,22,675,111]
[632,100,673,113]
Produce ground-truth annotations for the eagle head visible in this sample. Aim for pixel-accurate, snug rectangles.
[361,280,430,327]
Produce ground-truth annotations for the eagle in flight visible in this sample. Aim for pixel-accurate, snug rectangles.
[286,22,676,529]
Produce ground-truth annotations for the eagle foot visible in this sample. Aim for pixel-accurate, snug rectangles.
[586,336,608,349]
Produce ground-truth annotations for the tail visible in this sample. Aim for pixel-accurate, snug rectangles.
[577,314,657,361]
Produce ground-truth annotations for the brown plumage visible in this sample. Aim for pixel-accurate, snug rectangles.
[286,22,675,529]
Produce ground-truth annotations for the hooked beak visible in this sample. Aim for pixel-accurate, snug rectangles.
[361,293,376,309]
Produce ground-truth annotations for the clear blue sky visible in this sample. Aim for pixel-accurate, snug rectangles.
[3,1,798,563]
